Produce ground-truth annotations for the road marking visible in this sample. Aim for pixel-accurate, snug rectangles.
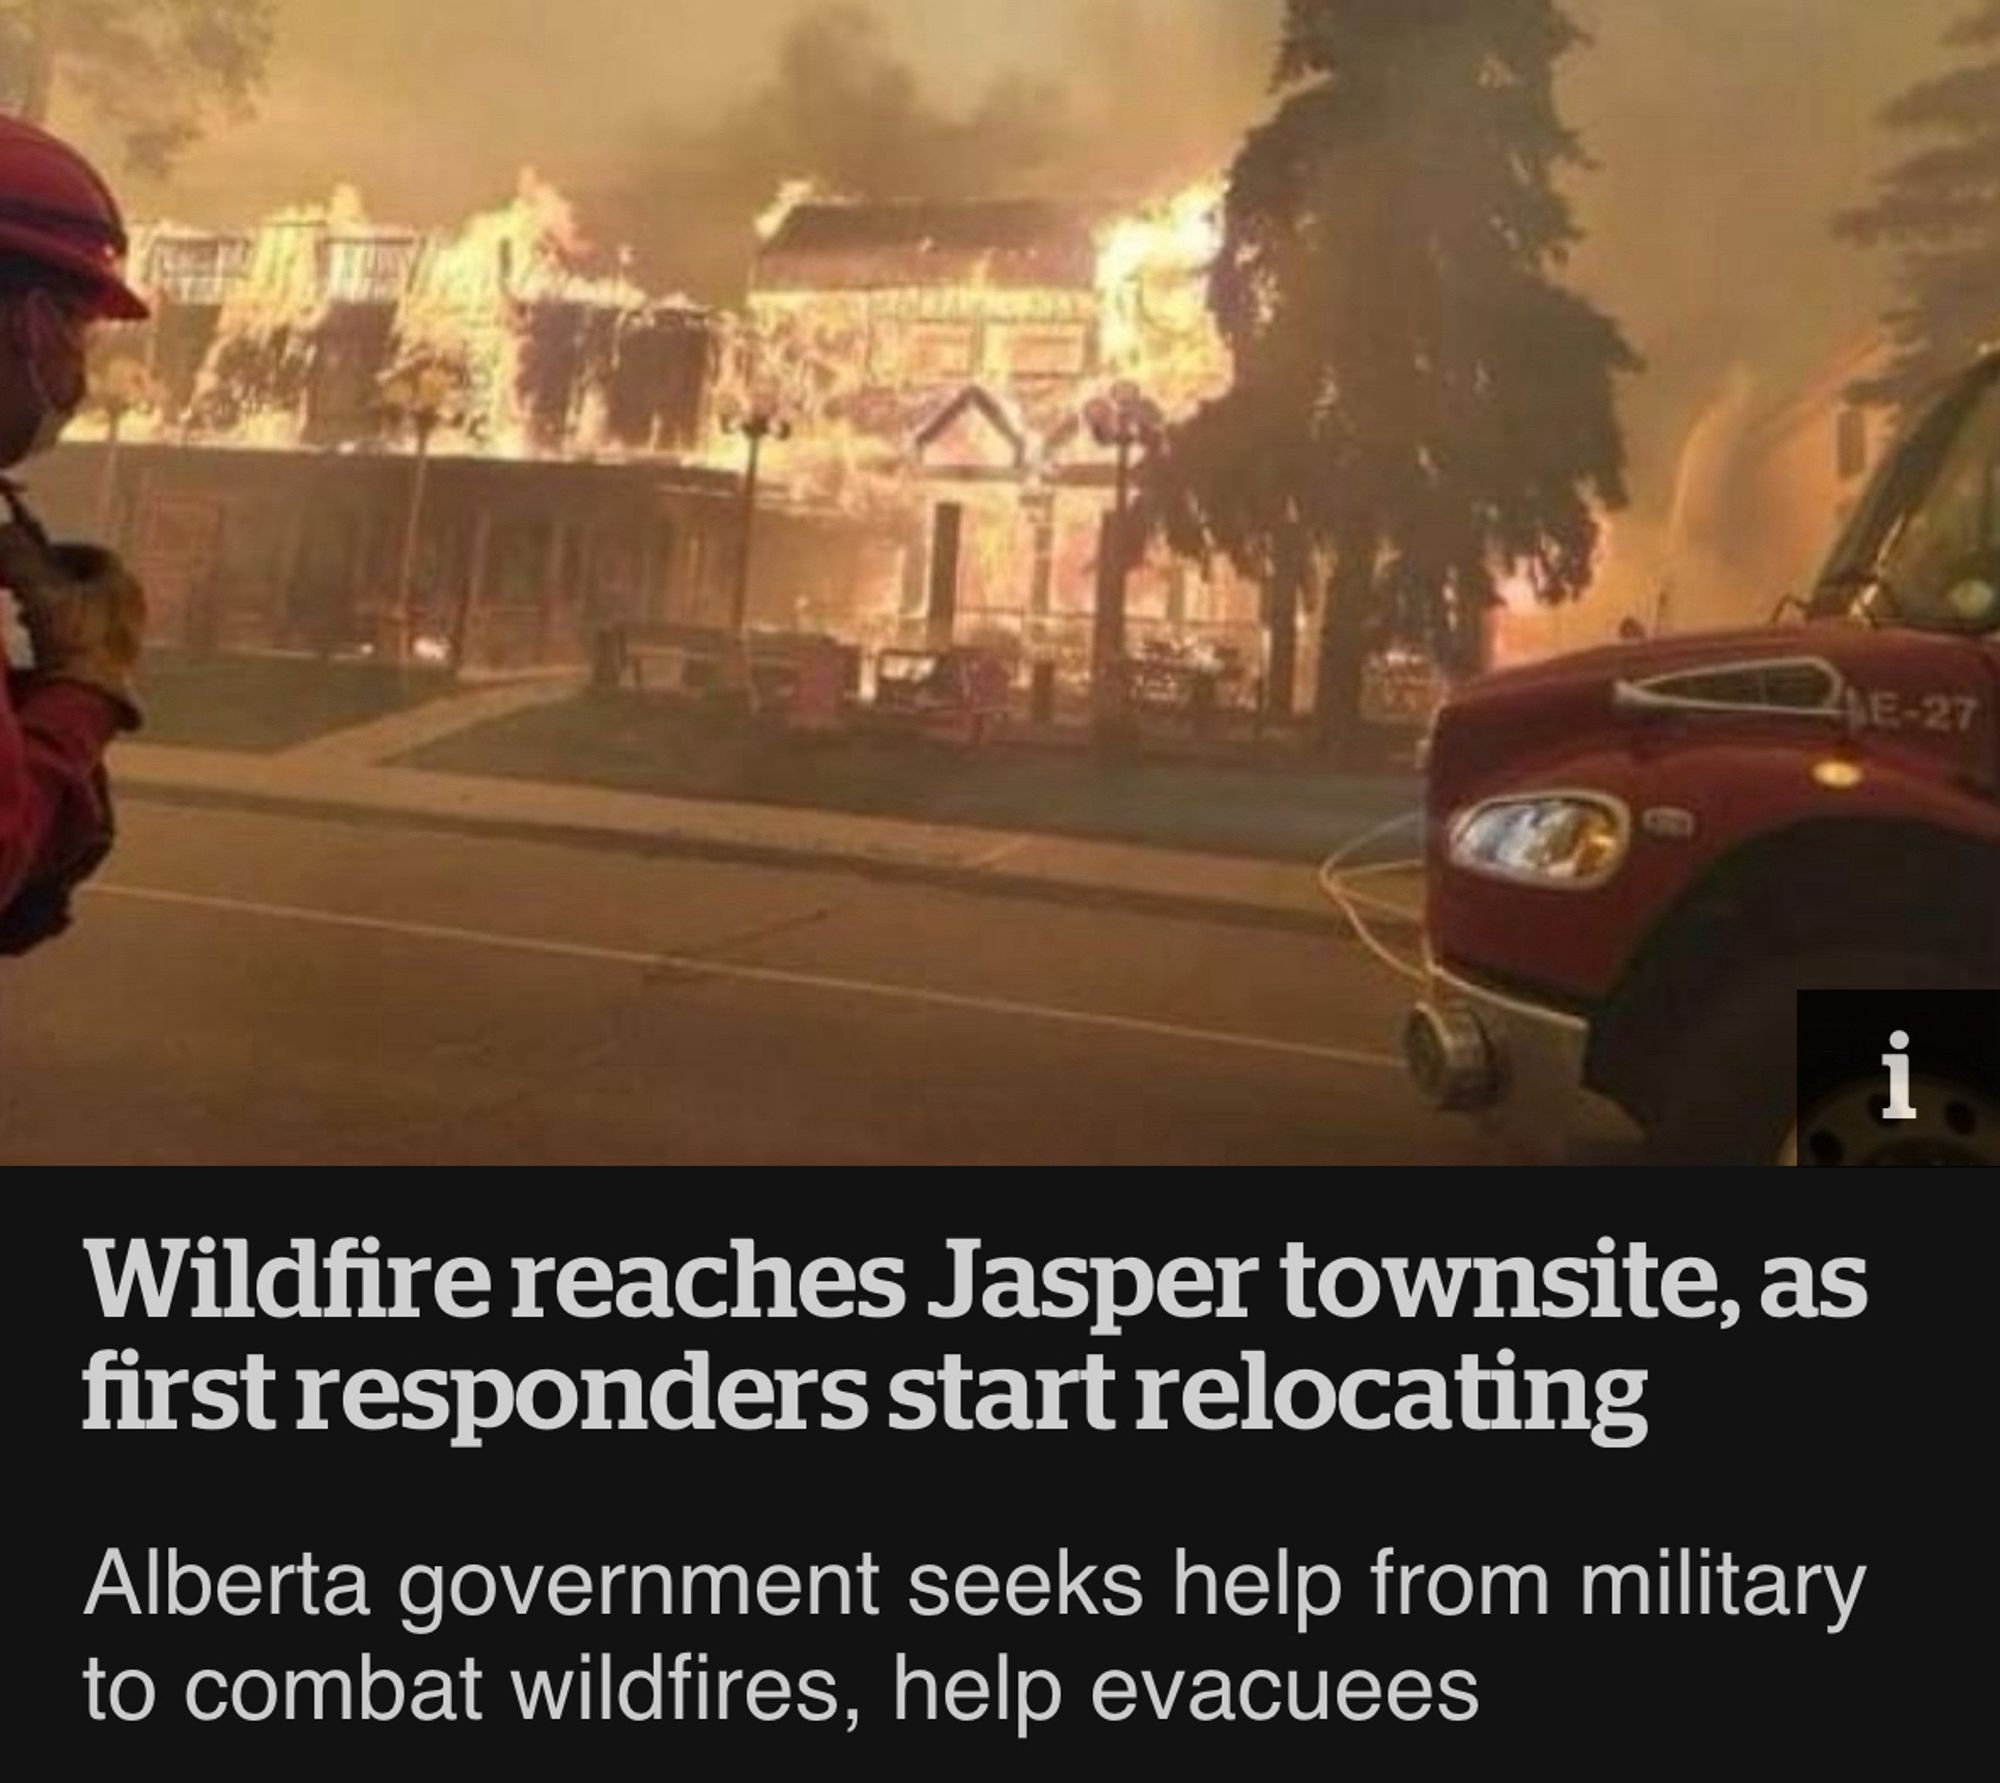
[964,834,1035,871]
[85,882,1404,1073]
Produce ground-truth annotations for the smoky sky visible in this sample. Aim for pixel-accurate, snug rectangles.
[45,0,1979,519]
[75,0,1271,241]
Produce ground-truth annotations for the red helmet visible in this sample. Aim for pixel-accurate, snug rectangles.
[0,116,149,321]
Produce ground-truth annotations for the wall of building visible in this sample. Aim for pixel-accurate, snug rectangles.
[30,443,752,670]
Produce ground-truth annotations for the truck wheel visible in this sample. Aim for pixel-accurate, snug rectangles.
[1643,948,1992,1167]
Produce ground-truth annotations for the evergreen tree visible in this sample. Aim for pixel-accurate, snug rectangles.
[1155,0,1637,753]
[1837,0,2000,411]
[0,0,274,175]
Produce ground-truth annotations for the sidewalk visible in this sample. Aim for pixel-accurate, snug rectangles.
[110,686,1427,937]
[278,676,580,765]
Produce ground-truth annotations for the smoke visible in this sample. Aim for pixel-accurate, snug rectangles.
[1067,0,1274,195]
[66,1,1270,305]
[1545,0,1974,623]
[586,2,1273,305]
[1561,0,1969,484]
[585,6,1071,303]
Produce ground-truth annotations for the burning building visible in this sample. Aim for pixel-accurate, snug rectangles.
[35,177,768,665]
[732,186,1272,701]
[32,173,1283,703]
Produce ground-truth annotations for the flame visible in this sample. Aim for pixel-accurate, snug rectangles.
[1487,516,1629,666]
[111,171,1236,516]
[756,179,822,247]
[389,170,663,458]
[230,185,381,325]
[324,183,370,233]
[1494,517,1620,614]
[718,177,1234,491]
[145,169,692,462]
[1096,180,1225,300]
[405,168,643,319]
[1094,179,1227,398]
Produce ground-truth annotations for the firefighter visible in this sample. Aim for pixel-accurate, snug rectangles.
[0,115,150,956]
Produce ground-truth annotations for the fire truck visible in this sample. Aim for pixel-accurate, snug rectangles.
[1406,350,1998,1164]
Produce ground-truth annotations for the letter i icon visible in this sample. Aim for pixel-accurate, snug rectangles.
[1883,1031,1917,1122]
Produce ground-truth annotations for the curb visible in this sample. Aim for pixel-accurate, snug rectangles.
[121,779,1426,943]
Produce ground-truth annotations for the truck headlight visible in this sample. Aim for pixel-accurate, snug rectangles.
[1447,794,1629,888]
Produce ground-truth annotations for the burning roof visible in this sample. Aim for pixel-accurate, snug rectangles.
[735,181,1231,469]
[84,174,1230,502]
[754,199,1103,293]
[93,174,719,462]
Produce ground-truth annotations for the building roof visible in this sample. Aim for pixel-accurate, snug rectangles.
[754,199,1103,294]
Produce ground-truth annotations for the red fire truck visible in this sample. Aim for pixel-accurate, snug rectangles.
[1406,350,1999,1164]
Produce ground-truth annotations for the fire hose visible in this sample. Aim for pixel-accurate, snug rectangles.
[1316,809,1429,989]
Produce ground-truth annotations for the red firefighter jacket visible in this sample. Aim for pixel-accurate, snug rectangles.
[2,670,118,924]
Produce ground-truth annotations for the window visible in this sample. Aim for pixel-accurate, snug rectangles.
[906,324,979,382]
[986,323,1089,380]
[1877,380,1999,626]
[323,236,418,304]
[151,234,253,305]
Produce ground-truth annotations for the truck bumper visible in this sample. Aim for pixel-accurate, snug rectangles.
[1406,966,1645,1161]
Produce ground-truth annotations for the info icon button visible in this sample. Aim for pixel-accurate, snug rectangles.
[1793,990,2000,1166]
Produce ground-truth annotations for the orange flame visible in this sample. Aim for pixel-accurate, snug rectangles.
[1094,179,1229,404]
[756,179,824,247]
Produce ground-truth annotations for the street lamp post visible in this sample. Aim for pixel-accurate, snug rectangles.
[90,357,162,541]
[726,404,792,639]
[96,396,132,537]
[394,406,439,667]
[381,364,464,669]
[1084,381,1166,741]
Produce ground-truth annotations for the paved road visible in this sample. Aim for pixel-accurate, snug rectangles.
[0,800,1499,1167]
